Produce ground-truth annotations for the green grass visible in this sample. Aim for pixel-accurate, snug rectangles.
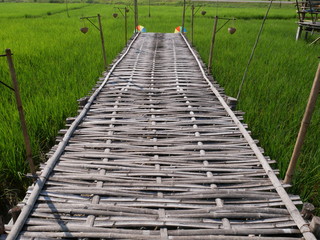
[0,2,90,18]
[0,2,319,218]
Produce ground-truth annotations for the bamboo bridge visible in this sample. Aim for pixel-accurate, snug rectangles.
[3,33,317,240]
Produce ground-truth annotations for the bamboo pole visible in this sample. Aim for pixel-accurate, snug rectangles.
[191,4,194,45]
[182,0,186,34]
[208,16,218,74]
[5,49,36,176]
[97,14,107,70]
[284,63,320,184]
[134,0,138,32]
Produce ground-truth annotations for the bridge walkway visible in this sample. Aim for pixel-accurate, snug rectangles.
[5,33,316,240]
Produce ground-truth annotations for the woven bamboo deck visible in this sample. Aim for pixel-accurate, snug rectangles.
[5,33,316,239]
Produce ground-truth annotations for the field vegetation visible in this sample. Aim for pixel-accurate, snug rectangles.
[0,1,319,219]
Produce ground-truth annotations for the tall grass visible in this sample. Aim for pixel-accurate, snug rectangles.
[0,2,89,18]
[0,2,319,217]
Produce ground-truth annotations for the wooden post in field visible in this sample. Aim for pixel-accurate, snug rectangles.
[97,14,107,70]
[134,0,138,32]
[208,16,218,74]
[182,0,186,34]
[191,4,195,45]
[284,63,320,184]
[5,49,36,176]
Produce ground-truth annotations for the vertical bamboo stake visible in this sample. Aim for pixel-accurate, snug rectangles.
[148,0,151,17]
[125,8,128,45]
[5,49,36,176]
[134,0,138,32]
[208,16,218,74]
[182,0,186,34]
[191,4,194,45]
[97,14,107,70]
[284,63,320,184]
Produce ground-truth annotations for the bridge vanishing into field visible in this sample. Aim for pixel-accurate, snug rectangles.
[2,33,317,239]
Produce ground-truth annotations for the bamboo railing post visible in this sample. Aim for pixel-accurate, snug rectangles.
[134,0,138,32]
[208,16,218,74]
[182,0,186,34]
[191,4,195,45]
[97,14,107,70]
[5,49,36,176]
[284,63,320,184]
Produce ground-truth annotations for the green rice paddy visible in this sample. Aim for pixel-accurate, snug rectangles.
[0,1,319,217]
